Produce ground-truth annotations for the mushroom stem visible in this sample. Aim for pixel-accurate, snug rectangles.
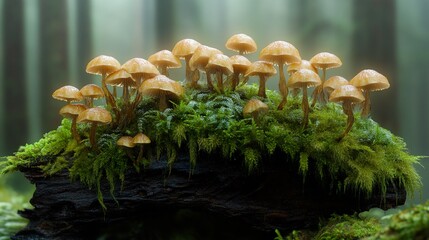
[136,145,144,164]
[113,86,117,98]
[206,71,214,91]
[302,86,309,129]
[89,122,98,149]
[231,72,239,91]
[160,66,168,76]
[159,93,168,111]
[102,73,116,108]
[277,63,288,110]
[311,68,326,107]
[361,90,371,118]
[71,116,80,142]
[216,72,224,93]
[185,56,192,84]
[258,75,267,98]
[339,101,354,140]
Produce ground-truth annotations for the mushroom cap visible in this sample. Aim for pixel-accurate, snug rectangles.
[148,50,182,69]
[105,69,136,87]
[139,75,184,100]
[80,84,104,99]
[76,107,112,124]
[323,76,349,93]
[287,69,321,88]
[86,55,121,76]
[117,136,135,148]
[229,55,252,74]
[172,38,201,58]
[59,104,87,119]
[287,60,317,74]
[349,69,390,91]
[206,54,233,75]
[52,85,83,102]
[309,52,342,70]
[225,33,257,54]
[133,133,151,144]
[122,58,160,81]
[244,61,277,78]
[329,85,365,103]
[189,45,223,71]
[243,98,269,117]
[259,41,301,65]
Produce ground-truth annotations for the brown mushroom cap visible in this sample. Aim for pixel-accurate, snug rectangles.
[52,85,83,102]
[244,61,277,78]
[287,60,317,74]
[229,55,252,74]
[323,76,349,93]
[172,39,201,59]
[133,133,151,144]
[80,84,104,99]
[206,54,234,75]
[148,50,182,69]
[349,69,390,91]
[86,55,121,76]
[117,136,136,148]
[139,75,184,99]
[243,98,269,117]
[59,104,87,119]
[122,58,160,81]
[225,33,257,54]
[105,69,136,88]
[309,52,342,69]
[189,45,223,71]
[76,107,112,124]
[259,41,301,65]
[287,69,321,88]
[329,85,365,103]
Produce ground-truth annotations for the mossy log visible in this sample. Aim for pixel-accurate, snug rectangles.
[13,151,405,239]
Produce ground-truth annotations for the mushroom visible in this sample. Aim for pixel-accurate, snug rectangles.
[323,76,349,96]
[52,85,83,104]
[287,60,317,97]
[59,104,87,142]
[243,98,269,122]
[76,107,112,149]
[189,45,222,90]
[229,55,251,90]
[206,53,233,93]
[309,52,342,106]
[172,38,201,86]
[105,69,136,103]
[148,50,181,77]
[80,84,104,108]
[86,55,121,107]
[259,41,301,110]
[225,33,257,55]
[139,75,184,111]
[349,69,390,118]
[133,133,151,164]
[244,61,277,98]
[117,136,136,161]
[329,85,365,140]
[287,69,321,128]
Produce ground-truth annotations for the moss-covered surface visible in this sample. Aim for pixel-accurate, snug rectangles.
[0,84,422,208]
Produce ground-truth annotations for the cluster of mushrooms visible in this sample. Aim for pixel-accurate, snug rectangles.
[52,33,390,150]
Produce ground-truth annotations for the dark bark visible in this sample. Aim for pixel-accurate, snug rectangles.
[13,151,405,239]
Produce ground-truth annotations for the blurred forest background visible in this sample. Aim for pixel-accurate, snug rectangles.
[0,0,428,219]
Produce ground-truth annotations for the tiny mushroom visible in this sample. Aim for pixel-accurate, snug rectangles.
[117,136,136,160]
[133,133,151,164]
[287,69,321,128]
[52,85,83,104]
[229,55,251,90]
[148,50,181,77]
[77,107,112,149]
[244,61,277,98]
[122,58,160,86]
[323,76,349,96]
[139,75,184,111]
[189,45,223,90]
[105,69,136,103]
[225,33,257,55]
[243,98,269,121]
[287,60,317,97]
[259,41,301,110]
[172,38,201,86]
[59,104,87,142]
[309,52,342,106]
[80,84,104,107]
[206,53,233,93]
[329,85,365,140]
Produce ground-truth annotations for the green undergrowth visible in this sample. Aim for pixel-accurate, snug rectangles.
[0,84,422,209]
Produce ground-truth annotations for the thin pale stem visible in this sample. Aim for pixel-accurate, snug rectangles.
[339,101,354,140]
[89,122,98,149]
[258,75,267,98]
[311,68,326,107]
[159,93,168,111]
[160,66,168,77]
[71,116,80,142]
[206,71,214,91]
[278,63,288,110]
[216,72,224,93]
[361,90,371,118]
[231,72,239,91]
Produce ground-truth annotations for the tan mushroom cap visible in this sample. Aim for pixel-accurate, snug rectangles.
[52,85,83,102]
[76,107,112,124]
[259,41,301,65]
[323,76,349,93]
[287,60,317,74]
[329,85,365,103]
[59,104,87,119]
[349,69,390,91]
[122,58,160,81]
[309,52,342,69]
[229,55,252,74]
[80,84,104,99]
[287,69,321,88]
[139,75,184,99]
[206,54,234,75]
[189,45,223,71]
[244,61,277,78]
[133,133,151,144]
[243,98,269,116]
[172,38,201,58]
[117,136,135,148]
[225,33,257,54]
[86,55,121,75]
[148,50,182,69]
[105,69,136,87]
